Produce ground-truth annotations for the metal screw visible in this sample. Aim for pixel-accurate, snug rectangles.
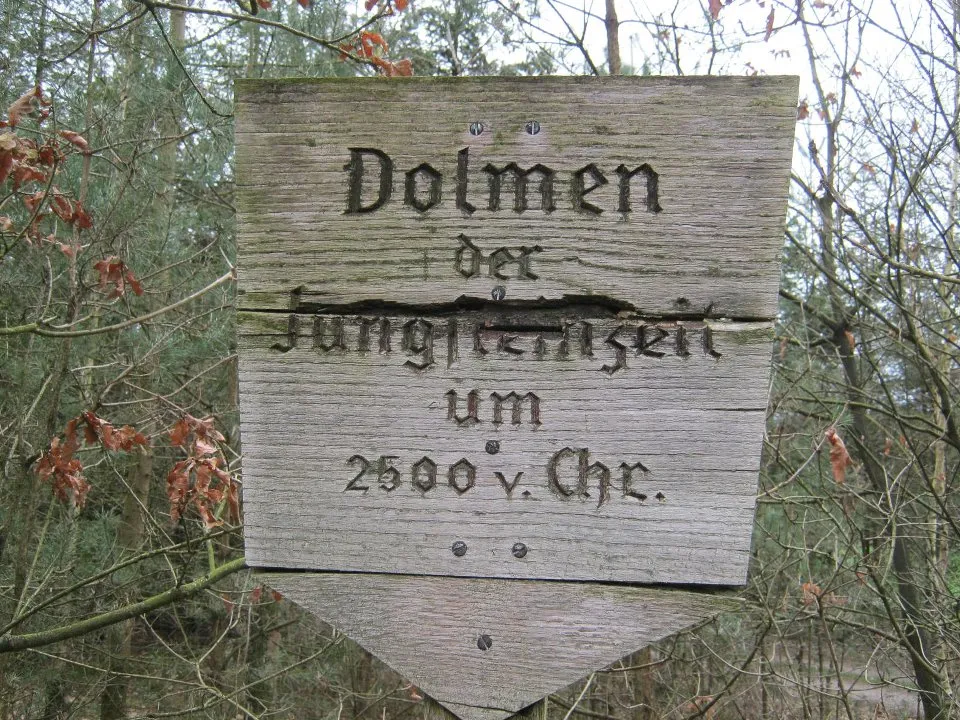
[485,440,500,455]
[525,120,541,135]
[469,122,484,136]
[477,634,493,651]
[451,540,467,557]
[512,542,528,559]
[491,285,506,301]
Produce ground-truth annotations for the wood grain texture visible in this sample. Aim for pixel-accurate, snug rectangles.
[236,77,796,718]
[239,314,773,585]
[235,76,798,319]
[262,572,741,720]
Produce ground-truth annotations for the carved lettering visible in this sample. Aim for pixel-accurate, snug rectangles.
[635,325,668,358]
[516,246,542,280]
[355,316,394,354]
[445,390,541,425]
[547,449,649,506]
[270,287,303,353]
[402,319,434,370]
[274,314,300,352]
[489,245,542,280]
[345,455,372,491]
[356,316,375,352]
[489,247,516,280]
[571,163,608,215]
[533,334,547,358]
[497,334,524,356]
[456,147,476,214]
[473,323,489,356]
[404,163,442,212]
[621,461,650,502]
[600,325,628,375]
[557,322,571,359]
[313,317,345,352]
[675,325,691,358]
[446,389,480,426]
[448,459,476,494]
[341,451,656,504]
[482,162,556,213]
[276,314,724,370]
[378,318,392,353]
[455,236,542,280]
[490,392,541,426]
[344,148,392,214]
[343,148,662,214]
[496,471,523,495]
[587,460,611,508]
[412,457,437,492]
[580,321,594,357]
[377,455,401,491]
[703,325,722,358]
[547,447,589,498]
[447,320,459,367]
[455,234,482,278]
[615,163,662,214]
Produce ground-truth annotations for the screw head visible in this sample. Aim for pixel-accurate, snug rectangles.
[525,120,541,135]
[477,634,493,651]
[512,542,528,559]
[485,440,500,455]
[491,285,506,301]
[469,121,484,136]
[451,540,467,557]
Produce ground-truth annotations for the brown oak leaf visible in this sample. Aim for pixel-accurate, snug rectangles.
[59,130,92,155]
[825,427,853,484]
[8,87,42,128]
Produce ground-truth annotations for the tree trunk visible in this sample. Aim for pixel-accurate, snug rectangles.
[101,4,183,716]
[604,0,621,75]
[100,446,154,720]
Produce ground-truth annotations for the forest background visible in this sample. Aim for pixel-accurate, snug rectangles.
[0,0,958,719]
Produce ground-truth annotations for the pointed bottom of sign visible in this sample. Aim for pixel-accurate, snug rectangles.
[261,572,740,720]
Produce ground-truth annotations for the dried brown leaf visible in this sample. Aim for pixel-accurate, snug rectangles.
[825,427,852,484]
[8,87,40,128]
[59,130,92,155]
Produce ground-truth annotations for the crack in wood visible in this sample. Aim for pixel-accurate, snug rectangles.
[240,290,770,323]
[250,568,749,595]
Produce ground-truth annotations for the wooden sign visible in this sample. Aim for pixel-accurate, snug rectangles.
[235,76,797,719]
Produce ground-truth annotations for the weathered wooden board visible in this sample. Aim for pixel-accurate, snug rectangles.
[235,76,797,318]
[239,313,772,584]
[263,572,742,720]
[235,76,797,719]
